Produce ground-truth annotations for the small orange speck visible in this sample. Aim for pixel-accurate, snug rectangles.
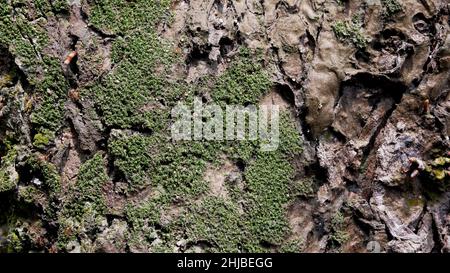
[64,51,77,65]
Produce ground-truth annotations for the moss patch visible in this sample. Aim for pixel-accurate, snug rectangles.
[0,2,69,133]
[88,0,172,34]
[328,211,349,248]
[63,153,109,218]
[291,177,316,198]
[119,109,303,252]
[332,20,369,49]
[381,0,402,17]
[0,148,18,193]
[109,132,221,197]
[243,151,294,248]
[32,129,54,149]
[27,154,61,195]
[84,0,182,130]
[56,153,109,250]
[88,31,180,129]
[183,197,245,252]
[211,48,271,106]
[179,111,302,252]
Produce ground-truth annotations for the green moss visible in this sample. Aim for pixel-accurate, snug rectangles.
[329,212,349,247]
[18,185,39,204]
[88,51,301,252]
[88,0,172,34]
[183,197,245,253]
[27,155,61,195]
[125,200,163,231]
[227,140,260,163]
[75,153,109,206]
[50,0,69,13]
[0,148,18,193]
[244,152,294,247]
[181,151,297,252]
[33,0,69,16]
[0,131,15,156]
[6,232,23,253]
[329,230,349,247]
[64,153,109,218]
[110,32,176,67]
[0,2,69,132]
[212,48,271,106]
[87,29,181,130]
[124,197,166,249]
[1,6,49,69]
[24,154,61,221]
[114,110,301,252]
[181,111,302,251]
[278,112,303,156]
[56,153,109,250]
[57,203,106,251]
[280,238,304,253]
[291,177,316,198]
[32,129,55,149]
[109,132,221,197]
[331,212,345,230]
[150,140,221,200]
[109,134,154,190]
[226,111,302,162]
[332,20,368,49]
[30,57,70,132]
[381,0,402,17]
[119,108,303,252]
[83,0,183,130]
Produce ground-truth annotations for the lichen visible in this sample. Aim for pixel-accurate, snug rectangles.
[423,155,450,191]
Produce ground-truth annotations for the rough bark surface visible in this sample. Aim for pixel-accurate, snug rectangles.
[0,0,449,253]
